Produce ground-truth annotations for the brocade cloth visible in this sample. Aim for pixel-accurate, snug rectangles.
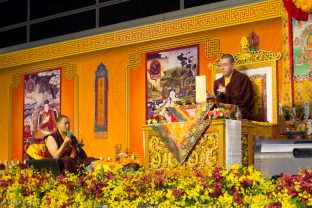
[151,103,214,164]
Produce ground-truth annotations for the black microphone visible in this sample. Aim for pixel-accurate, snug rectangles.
[74,143,81,155]
[217,91,224,97]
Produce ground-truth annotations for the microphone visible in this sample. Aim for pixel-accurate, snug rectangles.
[217,91,224,98]
[217,83,224,98]
[66,130,72,137]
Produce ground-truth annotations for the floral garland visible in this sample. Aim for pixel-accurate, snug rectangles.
[206,107,231,120]
[2,164,312,207]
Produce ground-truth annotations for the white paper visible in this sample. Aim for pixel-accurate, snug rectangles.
[195,75,206,103]
[225,119,242,169]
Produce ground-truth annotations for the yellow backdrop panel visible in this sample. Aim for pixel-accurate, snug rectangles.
[130,18,282,161]
[0,18,282,162]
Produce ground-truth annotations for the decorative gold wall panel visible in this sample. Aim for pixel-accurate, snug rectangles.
[281,8,292,106]
[208,37,281,71]
[127,36,221,71]
[143,120,277,171]
[294,80,312,105]
[147,132,219,170]
[0,0,282,69]
[241,134,249,167]
[10,61,77,88]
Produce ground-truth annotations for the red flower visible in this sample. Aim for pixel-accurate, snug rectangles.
[215,111,221,117]
[240,178,253,187]
[172,188,185,198]
[0,163,5,170]
[212,166,224,182]
[231,187,243,205]
[209,182,222,198]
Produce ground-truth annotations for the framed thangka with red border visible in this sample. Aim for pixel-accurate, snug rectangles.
[23,69,61,159]
[292,14,312,79]
[292,14,312,105]
[146,45,199,120]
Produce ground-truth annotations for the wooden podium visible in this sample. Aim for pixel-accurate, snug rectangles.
[143,120,277,171]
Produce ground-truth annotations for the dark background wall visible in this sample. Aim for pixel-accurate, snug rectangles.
[0,0,261,53]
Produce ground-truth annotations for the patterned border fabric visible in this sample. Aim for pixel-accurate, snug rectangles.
[151,103,214,164]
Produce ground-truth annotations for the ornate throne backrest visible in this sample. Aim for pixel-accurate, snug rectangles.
[208,36,281,123]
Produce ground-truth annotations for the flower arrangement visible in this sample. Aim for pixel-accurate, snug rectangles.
[146,114,167,124]
[1,164,312,207]
[206,107,231,120]
[0,162,5,170]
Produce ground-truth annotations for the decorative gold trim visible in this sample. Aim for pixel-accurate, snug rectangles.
[127,35,221,71]
[10,61,79,135]
[125,62,130,151]
[65,63,78,80]
[11,61,77,87]
[241,134,248,167]
[143,120,276,170]
[8,86,12,161]
[208,36,281,71]
[146,132,219,171]
[0,0,282,69]
[206,39,223,59]
[281,7,292,107]
[74,74,79,138]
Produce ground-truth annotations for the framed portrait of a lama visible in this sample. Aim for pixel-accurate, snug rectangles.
[146,45,199,120]
[23,68,61,158]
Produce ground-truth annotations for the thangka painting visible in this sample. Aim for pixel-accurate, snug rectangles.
[292,14,312,79]
[146,45,198,120]
[23,69,61,159]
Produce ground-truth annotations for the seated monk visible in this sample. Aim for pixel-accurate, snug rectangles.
[45,115,97,174]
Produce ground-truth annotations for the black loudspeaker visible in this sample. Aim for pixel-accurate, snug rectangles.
[26,158,64,176]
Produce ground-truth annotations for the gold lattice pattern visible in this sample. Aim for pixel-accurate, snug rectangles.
[0,0,282,69]
[148,132,219,170]
[294,80,312,105]
[241,135,248,167]
[281,7,292,106]
[250,121,274,138]
[127,36,221,71]
[206,39,223,59]
[11,61,77,88]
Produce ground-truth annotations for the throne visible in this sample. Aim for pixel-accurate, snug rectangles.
[208,36,281,123]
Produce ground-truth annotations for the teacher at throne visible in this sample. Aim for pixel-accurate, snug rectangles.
[211,54,256,120]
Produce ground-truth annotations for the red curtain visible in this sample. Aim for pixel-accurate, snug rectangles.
[283,0,308,21]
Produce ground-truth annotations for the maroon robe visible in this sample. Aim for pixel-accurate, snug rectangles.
[45,130,97,174]
[214,70,256,120]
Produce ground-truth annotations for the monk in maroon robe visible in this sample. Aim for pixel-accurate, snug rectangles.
[45,115,97,174]
[213,54,255,120]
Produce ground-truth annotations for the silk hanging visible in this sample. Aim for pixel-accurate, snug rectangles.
[95,62,108,138]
